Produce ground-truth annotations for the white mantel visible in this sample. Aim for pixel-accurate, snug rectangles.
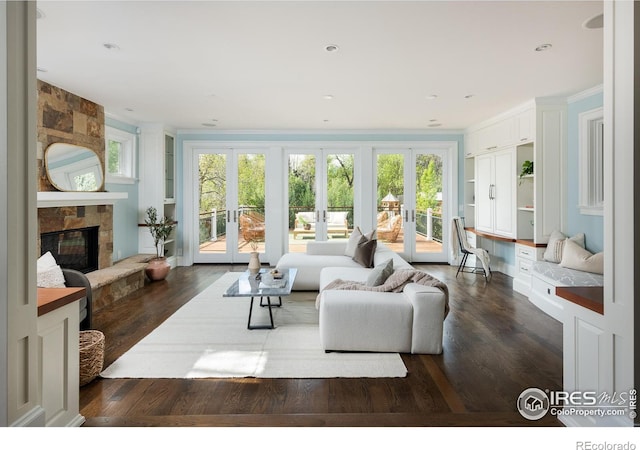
[37,191,128,208]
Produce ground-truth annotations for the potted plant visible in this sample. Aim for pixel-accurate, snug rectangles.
[519,160,534,185]
[144,206,176,281]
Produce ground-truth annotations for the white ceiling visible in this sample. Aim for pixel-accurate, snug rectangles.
[36,1,604,131]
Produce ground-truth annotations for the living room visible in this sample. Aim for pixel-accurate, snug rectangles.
[2,0,638,446]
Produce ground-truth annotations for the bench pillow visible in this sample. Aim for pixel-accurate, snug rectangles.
[559,238,604,275]
[543,230,585,263]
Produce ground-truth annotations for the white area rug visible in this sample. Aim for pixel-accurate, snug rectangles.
[100,272,407,379]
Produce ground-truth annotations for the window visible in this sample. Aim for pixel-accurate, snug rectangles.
[105,126,136,183]
[578,107,604,215]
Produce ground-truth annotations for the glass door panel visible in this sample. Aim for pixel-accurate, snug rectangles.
[196,152,229,258]
[237,153,266,254]
[376,153,406,254]
[288,153,317,252]
[414,152,446,259]
[326,153,354,241]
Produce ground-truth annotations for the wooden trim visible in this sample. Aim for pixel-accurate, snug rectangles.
[555,286,604,315]
[37,287,86,316]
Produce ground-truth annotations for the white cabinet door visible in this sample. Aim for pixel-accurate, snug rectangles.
[516,108,534,143]
[493,148,515,237]
[475,153,494,233]
[474,149,515,238]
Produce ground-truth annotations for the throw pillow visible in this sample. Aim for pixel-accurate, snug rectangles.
[344,227,363,258]
[543,230,585,263]
[364,228,377,241]
[352,235,377,268]
[37,252,66,288]
[559,238,604,274]
[366,258,394,287]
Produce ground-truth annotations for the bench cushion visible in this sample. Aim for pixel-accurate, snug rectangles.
[532,261,604,287]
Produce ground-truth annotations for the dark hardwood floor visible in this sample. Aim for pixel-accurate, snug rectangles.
[80,263,563,427]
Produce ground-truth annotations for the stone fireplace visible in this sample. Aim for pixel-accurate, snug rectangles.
[35,81,144,312]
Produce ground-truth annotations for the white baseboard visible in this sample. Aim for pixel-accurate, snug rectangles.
[10,406,45,427]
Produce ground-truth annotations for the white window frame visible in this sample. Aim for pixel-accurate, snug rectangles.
[578,107,604,215]
[105,126,136,184]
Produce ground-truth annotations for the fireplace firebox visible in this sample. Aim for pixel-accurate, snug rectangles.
[40,226,99,273]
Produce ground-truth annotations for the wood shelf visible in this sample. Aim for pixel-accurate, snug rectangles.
[556,286,604,315]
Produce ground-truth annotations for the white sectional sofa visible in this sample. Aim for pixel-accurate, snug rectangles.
[276,240,448,354]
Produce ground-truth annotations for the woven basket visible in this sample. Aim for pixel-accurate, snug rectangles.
[79,330,105,386]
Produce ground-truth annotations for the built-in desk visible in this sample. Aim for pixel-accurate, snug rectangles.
[37,287,86,427]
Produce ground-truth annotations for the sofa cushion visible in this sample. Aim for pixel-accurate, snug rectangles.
[543,230,585,263]
[559,238,604,274]
[353,236,377,268]
[366,258,394,287]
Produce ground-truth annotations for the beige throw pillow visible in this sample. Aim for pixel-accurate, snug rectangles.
[559,238,604,274]
[543,230,585,263]
[344,227,363,258]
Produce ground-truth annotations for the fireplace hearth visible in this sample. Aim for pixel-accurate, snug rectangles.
[40,226,99,273]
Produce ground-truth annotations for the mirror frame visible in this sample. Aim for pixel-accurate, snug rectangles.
[44,143,105,192]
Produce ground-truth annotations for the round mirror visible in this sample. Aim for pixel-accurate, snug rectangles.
[44,143,104,192]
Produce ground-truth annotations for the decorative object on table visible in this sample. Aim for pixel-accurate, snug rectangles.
[247,239,261,274]
[144,206,176,281]
[79,329,104,386]
[519,160,534,185]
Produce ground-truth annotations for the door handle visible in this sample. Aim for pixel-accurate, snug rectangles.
[411,210,415,222]
[323,210,327,222]
[316,210,320,222]
[404,210,409,222]
[227,210,231,222]
[233,210,237,223]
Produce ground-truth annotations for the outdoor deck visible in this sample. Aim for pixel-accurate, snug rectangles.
[198,230,442,255]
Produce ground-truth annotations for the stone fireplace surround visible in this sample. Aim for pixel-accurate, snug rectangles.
[36,80,147,312]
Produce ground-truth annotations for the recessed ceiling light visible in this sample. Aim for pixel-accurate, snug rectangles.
[428,123,442,128]
[583,13,604,30]
[201,123,217,127]
[36,8,45,20]
[103,43,120,51]
[125,107,134,112]
[464,94,474,99]
[324,44,339,53]
[37,67,48,73]
[535,43,552,52]
[425,94,438,100]
[429,119,438,122]
[323,95,334,100]
[323,119,330,123]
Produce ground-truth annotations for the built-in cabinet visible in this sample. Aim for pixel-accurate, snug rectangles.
[465,99,566,243]
[474,148,516,238]
[464,98,565,288]
[138,125,178,267]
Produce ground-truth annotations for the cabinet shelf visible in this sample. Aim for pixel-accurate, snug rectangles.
[467,203,475,207]
[466,179,475,183]
[518,207,535,212]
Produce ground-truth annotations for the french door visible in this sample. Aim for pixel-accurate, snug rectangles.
[192,148,266,263]
[375,146,452,262]
[286,148,355,253]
